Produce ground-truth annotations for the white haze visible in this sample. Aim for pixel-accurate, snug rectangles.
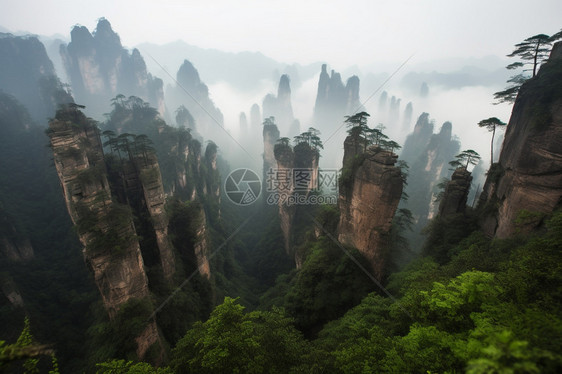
[201,64,513,170]
[2,0,561,69]
[0,0,558,169]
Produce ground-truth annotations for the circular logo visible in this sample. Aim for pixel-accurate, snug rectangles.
[224,168,261,205]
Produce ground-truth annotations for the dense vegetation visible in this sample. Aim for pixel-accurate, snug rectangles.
[0,206,548,373]
[85,208,562,373]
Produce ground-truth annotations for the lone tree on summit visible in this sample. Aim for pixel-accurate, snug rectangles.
[263,116,276,127]
[478,117,507,164]
[449,150,481,171]
[345,111,370,151]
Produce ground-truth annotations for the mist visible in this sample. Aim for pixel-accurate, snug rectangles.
[195,60,513,173]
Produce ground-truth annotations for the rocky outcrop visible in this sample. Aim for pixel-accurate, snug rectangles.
[273,141,320,267]
[400,112,434,162]
[274,143,295,258]
[338,139,403,280]
[400,117,460,249]
[101,100,214,280]
[139,158,176,281]
[424,122,461,219]
[438,168,473,216]
[377,91,406,130]
[48,105,161,359]
[314,64,361,132]
[204,141,221,222]
[193,208,211,279]
[167,59,223,134]
[388,96,401,128]
[250,103,261,127]
[60,18,164,118]
[263,122,280,185]
[379,91,388,113]
[170,129,198,200]
[346,75,361,113]
[48,107,149,313]
[315,64,331,107]
[312,64,361,167]
[0,33,72,123]
[480,43,562,238]
[262,74,295,133]
[402,102,414,131]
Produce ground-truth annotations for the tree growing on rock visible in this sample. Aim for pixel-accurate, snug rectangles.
[478,117,507,164]
[262,116,276,127]
[277,137,291,147]
[368,124,389,148]
[449,150,481,170]
[345,112,370,151]
[494,31,562,104]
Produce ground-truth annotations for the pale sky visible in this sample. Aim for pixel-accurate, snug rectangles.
[1,0,561,68]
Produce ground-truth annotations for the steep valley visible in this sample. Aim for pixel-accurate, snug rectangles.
[0,16,561,374]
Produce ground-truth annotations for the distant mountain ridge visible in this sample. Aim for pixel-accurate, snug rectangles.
[136,40,321,92]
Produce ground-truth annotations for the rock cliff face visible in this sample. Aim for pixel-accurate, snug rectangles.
[273,142,319,267]
[338,137,403,280]
[480,43,562,238]
[438,167,472,216]
[60,18,164,118]
[0,33,72,123]
[48,106,161,359]
[204,142,220,198]
[312,65,361,167]
[262,74,295,133]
